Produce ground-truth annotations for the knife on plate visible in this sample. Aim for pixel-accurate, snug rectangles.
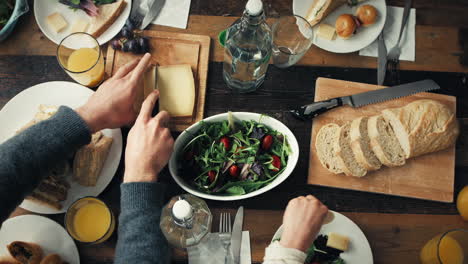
[230,206,244,264]
[139,0,166,30]
[289,79,440,120]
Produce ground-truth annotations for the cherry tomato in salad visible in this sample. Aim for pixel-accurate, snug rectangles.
[208,170,216,182]
[262,135,274,150]
[220,136,230,150]
[271,155,281,171]
[229,165,240,178]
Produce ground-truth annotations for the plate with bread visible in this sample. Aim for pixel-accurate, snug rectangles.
[34,0,131,45]
[293,0,386,53]
[0,81,122,214]
[0,215,79,264]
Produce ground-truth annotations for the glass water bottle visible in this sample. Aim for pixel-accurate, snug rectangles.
[223,0,272,93]
[160,194,212,248]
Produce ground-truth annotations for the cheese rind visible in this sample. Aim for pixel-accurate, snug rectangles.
[47,12,68,33]
[156,64,196,117]
[71,19,89,33]
[316,23,336,40]
[133,66,156,113]
[326,232,349,251]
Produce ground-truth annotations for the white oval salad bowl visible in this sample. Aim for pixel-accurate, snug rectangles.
[169,112,299,201]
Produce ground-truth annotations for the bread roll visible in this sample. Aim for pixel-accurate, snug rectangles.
[356,4,378,26]
[335,14,356,39]
[7,241,43,264]
[381,99,459,159]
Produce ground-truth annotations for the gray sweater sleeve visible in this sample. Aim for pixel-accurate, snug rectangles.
[115,182,170,264]
[0,106,91,223]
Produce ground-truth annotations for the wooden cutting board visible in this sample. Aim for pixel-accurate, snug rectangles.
[105,30,210,131]
[308,78,456,202]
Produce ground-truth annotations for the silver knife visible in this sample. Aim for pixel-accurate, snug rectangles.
[140,0,166,30]
[230,206,244,264]
[377,32,387,85]
[290,79,440,120]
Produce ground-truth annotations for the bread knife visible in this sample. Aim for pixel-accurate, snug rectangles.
[290,79,440,121]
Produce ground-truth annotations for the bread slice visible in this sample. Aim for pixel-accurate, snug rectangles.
[350,117,382,171]
[334,122,367,177]
[381,99,459,159]
[368,115,406,167]
[315,123,343,174]
[87,0,126,38]
[7,241,43,264]
[305,0,348,27]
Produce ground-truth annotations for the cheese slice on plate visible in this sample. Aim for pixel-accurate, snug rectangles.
[316,23,336,40]
[47,12,68,33]
[156,64,195,117]
[71,19,89,33]
[326,232,350,251]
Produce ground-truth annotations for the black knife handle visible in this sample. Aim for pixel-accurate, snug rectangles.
[289,98,343,121]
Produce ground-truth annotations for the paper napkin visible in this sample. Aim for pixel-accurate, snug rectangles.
[359,6,416,61]
[151,0,191,29]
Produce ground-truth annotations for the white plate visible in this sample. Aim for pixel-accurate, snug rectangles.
[0,81,122,214]
[169,112,300,201]
[34,0,131,45]
[0,215,80,264]
[293,0,387,53]
[272,211,373,264]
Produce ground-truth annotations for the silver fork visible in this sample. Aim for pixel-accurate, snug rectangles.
[219,212,232,264]
[387,0,412,84]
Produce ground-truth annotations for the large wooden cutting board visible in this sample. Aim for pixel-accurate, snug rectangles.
[106,30,210,131]
[308,78,456,202]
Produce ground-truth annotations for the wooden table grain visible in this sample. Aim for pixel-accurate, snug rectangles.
[1,0,468,263]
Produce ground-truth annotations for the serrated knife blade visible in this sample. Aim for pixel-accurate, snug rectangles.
[290,79,440,120]
[230,206,244,264]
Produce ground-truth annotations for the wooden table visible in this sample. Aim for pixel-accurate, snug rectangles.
[2,0,468,263]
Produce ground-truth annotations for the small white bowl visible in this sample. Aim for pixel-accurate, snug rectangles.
[169,112,299,201]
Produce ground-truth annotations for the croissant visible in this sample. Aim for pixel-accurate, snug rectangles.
[7,241,43,264]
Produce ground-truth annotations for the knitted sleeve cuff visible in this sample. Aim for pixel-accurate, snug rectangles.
[264,241,307,264]
[120,182,166,211]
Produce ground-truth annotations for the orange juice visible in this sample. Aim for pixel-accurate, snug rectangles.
[421,233,465,264]
[66,197,115,243]
[67,48,105,87]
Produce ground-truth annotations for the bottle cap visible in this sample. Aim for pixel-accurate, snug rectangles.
[246,0,263,16]
[172,199,193,220]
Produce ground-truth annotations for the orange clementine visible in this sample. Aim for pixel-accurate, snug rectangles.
[456,185,468,221]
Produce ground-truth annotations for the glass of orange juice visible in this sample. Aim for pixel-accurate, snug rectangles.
[420,229,468,264]
[65,197,115,244]
[57,32,105,88]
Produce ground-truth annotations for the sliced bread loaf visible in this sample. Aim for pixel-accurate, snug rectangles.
[350,117,382,171]
[381,99,459,159]
[315,123,342,174]
[334,123,367,177]
[368,115,406,167]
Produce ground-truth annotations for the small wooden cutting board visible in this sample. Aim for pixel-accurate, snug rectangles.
[106,30,210,131]
[308,78,456,202]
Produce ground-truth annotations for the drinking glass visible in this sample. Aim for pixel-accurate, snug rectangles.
[57,32,105,87]
[420,229,468,264]
[65,197,115,244]
[271,15,314,68]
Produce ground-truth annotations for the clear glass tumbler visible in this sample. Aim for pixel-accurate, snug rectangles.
[271,15,314,68]
[57,32,105,88]
[420,229,468,264]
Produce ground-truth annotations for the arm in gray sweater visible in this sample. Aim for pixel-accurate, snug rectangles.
[0,106,170,263]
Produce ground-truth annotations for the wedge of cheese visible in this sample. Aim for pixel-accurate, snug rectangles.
[316,23,336,40]
[156,64,195,117]
[71,19,89,33]
[133,66,156,113]
[326,232,350,251]
[47,12,68,33]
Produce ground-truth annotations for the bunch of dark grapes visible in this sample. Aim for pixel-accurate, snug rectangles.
[111,19,150,54]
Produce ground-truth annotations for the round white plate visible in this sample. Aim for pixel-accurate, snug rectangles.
[169,112,300,201]
[0,215,80,264]
[272,211,373,264]
[34,0,131,45]
[0,81,122,214]
[293,0,386,53]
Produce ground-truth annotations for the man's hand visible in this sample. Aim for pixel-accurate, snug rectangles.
[76,53,152,133]
[124,90,174,183]
[280,195,329,252]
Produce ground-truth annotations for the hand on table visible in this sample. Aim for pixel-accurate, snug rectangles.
[124,90,174,183]
[280,195,329,252]
[76,53,152,133]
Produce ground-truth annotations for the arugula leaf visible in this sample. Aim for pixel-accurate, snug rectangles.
[225,186,246,195]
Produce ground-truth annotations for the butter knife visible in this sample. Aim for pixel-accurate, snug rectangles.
[377,32,387,85]
[289,79,440,120]
[230,206,244,264]
[140,0,166,30]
